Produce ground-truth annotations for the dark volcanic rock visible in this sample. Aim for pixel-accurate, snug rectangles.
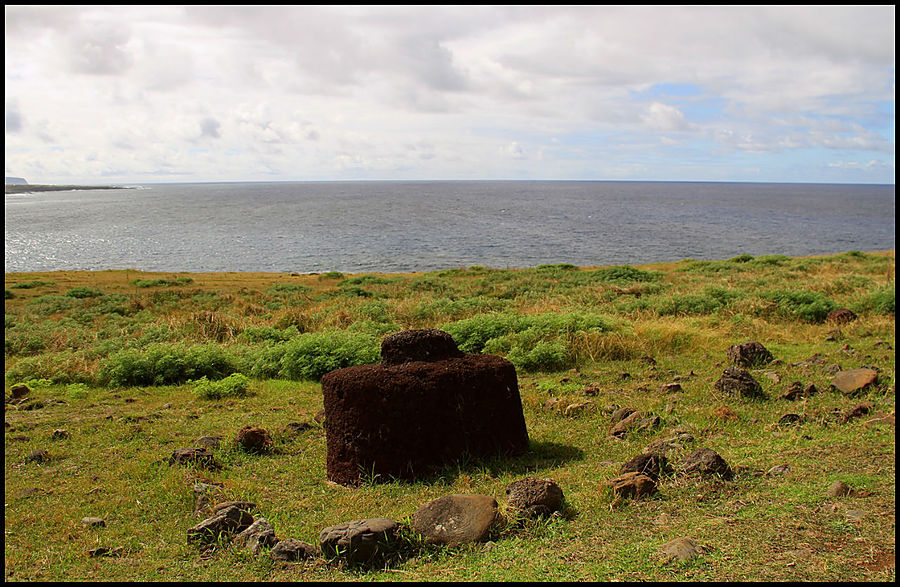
[726,341,774,368]
[679,448,733,480]
[321,329,529,486]
[270,538,317,561]
[826,309,858,324]
[607,472,657,499]
[235,426,273,453]
[619,452,671,481]
[380,328,464,365]
[188,504,254,545]
[168,447,219,469]
[505,477,565,518]
[714,366,764,398]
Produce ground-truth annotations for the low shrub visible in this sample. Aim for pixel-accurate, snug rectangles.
[763,289,837,323]
[250,331,381,381]
[65,286,104,299]
[191,373,250,399]
[98,343,239,387]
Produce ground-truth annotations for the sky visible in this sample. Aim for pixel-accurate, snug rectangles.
[4,5,896,185]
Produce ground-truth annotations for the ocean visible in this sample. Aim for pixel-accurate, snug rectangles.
[4,180,895,274]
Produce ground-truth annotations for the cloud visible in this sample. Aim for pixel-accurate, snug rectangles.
[3,5,894,183]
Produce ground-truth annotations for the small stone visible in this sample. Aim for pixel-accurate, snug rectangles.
[235,426,273,453]
[81,516,106,528]
[582,385,600,397]
[234,518,279,554]
[50,429,70,440]
[168,447,219,469]
[87,546,123,558]
[24,449,51,464]
[660,383,683,393]
[607,472,657,499]
[715,366,764,398]
[842,403,872,423]
[826,481,853,497]
[619,452,671,481]
[826,309,858,324]
[284,421,313,436]
[10,384,30,399]
[564,402,592,417]
[195,435,223,449]
[270,538,317,561]
[766,464,792,476]
[727,341,774,368]
[679,448,733,480]
[658,537,703,563]
[188,504,255,545]
[777,413,804,426]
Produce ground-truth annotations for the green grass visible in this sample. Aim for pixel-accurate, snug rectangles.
[4,250,895,581]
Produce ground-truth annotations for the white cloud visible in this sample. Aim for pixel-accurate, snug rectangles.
[3,5,895,183]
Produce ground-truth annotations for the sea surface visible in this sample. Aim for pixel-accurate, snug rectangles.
[4,181,895,274]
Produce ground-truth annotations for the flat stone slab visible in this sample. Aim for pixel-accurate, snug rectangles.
[410,494,503,547]
[831,368,878,394]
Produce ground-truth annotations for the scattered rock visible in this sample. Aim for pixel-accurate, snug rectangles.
[831,368,878,394]
[842,403,872,423]
[24,449,51,464]
[192,482,225,517]
[766,464,792,476]
[188,504,255,545]
[679,448,733,480]
[410,494,504,547]
[582,385,600,397]
[195,435,223,449]
[727,341,774,368]
[235,426,274,454]
[714,366,764,398]
[781,382,818,401]
[658,537,703,563]
[608,410,660,438]
[607,472,657,499]
[564,401,592,417]
[504,478,565,519]
[168,447,219,469]
[826,309,858,325]
[81,516,106,528]
[270,538,317,561]
[234,518,279,554]
[9,384,31,399]
[777,413,804,426]
[318,518,401,567]
[619,452,671,481]
[826,481,854,497]
[50,429,69,440]
[713,405,739,421]
[645,432,695,456]
[283,421,313,436]
[660,383,682,393]
[87,546,124,558]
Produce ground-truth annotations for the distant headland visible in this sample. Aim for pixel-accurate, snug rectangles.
[5,177,130,194]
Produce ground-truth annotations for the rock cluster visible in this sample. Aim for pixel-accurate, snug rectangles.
[321,329,529,485]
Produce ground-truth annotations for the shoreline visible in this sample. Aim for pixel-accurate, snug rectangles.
[5,184,132,194]
[4,249,894,279]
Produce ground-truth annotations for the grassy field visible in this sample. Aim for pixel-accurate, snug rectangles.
[4,250,895,581]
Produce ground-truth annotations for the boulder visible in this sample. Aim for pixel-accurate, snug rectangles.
[726,341,774,368]
[504,477,565,518]
[410,494,503,547]
[168,447,220,469]
[318,518,400,567]
[714,366,764,398]
[321,329,529,485]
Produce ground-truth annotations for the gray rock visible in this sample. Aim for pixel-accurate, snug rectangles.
[319,518,400,567]
[187,504,254,545]
[234,518,279,554]
[270,538,317,561]
[410,494,504,547]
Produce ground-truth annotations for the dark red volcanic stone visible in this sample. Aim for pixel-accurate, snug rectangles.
[321,330,529,486]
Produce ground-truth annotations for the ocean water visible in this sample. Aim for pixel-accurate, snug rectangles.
[4,180,895,274]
